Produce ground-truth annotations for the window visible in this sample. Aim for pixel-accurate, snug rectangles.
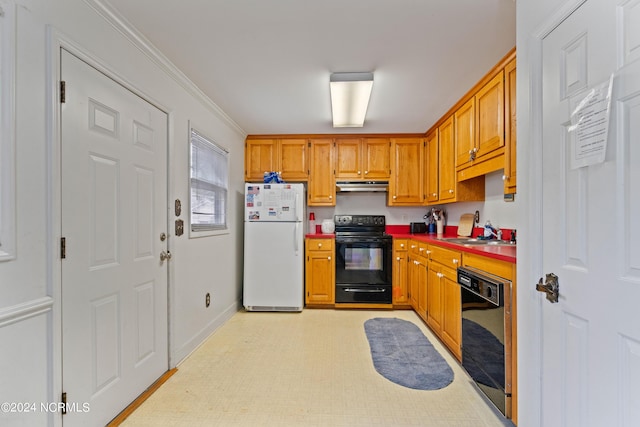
[189,127,229,235]
[0,1,16,261]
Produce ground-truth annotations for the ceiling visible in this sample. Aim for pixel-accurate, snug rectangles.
[103,0,516,136]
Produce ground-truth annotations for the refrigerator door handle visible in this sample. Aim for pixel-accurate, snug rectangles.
[295,192,300,222]
[294,222,300,254]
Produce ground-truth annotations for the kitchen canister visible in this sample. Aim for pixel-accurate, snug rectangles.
[321,219,335,234]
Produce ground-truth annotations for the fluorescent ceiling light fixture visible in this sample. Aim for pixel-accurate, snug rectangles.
[330,72,374,127]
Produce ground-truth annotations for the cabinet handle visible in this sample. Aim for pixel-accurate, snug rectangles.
[400,244,405,248]
[393,195,397,199]
[452,259,459,264]
[449,189,454,194]
[411,245,417,249]
[419,247,424,252]
[396,257,401,261]
[328,256,332,260]
[432,193,437,197]
[317,243,322,248]
[365,170,368,175]
[358,170,361,175]
[329,195,332,200]
[437,272,444,278]
[502,174,509,180]
[426,250,431,255]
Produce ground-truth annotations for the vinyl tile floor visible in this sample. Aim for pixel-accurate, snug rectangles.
[121,309,514,427]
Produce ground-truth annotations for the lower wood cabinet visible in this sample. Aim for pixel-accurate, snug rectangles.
[407,241,428,319]
[392,239,410,306]
[425,244,462,361]
[305,238,335,305]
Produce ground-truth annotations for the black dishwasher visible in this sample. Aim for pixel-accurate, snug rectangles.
[457,266,513,418]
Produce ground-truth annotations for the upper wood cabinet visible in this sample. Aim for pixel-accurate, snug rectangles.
[424,130,439,204]
[245,138,278,181]
[455,71,505,175]
[245,137,308,181]
[454,98,476,168]
[503,58,517,195]
[279,139,309,181]
[335,137,390,180]
[438,115,485,204]
[438,116,456,203]
[308,138,335,206]
[476,71,505,160]
[388,137,423,205]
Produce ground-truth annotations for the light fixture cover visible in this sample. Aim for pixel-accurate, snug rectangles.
[330,72,374,127]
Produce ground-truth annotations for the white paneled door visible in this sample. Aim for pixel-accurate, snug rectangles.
[61,50,168,426]
[540,1,640,426]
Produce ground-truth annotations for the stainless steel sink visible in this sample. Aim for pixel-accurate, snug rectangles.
[436,237,516,247]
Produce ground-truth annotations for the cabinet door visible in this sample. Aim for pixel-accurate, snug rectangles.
[305,239,335,305]
[476,71,505,160]
[392,250,409,305]
[335,138,362,179]
[417,257,428,321]
[389,138,423,205]
[503,59,517,195]
[362,138,390,179]
[408,257,419,310]
[308,139,335,206]
[424,130,439,204]
[245,139,278,181]
[438,116,456,202]
[454,97,476,168]
[426,264,443,333]
[280,138,308,181]
[441,267,461,360]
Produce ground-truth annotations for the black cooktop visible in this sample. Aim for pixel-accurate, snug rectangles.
[334,215,387,236]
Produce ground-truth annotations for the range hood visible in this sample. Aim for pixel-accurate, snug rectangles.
[335,181,389,193]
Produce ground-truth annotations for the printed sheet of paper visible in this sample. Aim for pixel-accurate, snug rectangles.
[568,75,613,169]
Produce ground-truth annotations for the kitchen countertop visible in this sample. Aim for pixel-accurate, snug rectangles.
[305,227,516,264]
[389,232,516,264]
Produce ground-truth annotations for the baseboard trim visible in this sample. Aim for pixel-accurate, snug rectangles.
[107,368,177,426]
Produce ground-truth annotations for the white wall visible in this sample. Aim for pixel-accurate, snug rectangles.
[312,171,518,231]
[0,1,246,425]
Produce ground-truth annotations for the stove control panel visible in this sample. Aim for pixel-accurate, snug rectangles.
[334,215,386,227]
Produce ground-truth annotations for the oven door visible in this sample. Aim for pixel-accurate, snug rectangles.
[334,237,392,303]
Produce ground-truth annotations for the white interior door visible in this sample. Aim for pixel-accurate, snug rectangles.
[540,1,640,426]
[61,49,168,426]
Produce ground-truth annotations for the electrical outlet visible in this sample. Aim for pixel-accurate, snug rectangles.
[205,293,211,308]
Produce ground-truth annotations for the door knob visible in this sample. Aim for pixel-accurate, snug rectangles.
[536,273,559,303]
[160,250,172,262]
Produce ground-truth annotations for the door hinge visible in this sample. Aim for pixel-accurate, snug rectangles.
[61,392,67,414]
[60,81,66,103]
[61,237,66,259]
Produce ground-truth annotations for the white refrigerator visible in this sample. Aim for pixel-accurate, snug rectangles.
[243,183,305,311]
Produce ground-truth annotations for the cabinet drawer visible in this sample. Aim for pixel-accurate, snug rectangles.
[394,239,409,252]
[409,240,428,257]
[307,238,334,252]
[463,252,514,281]
[428,244,461,269]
